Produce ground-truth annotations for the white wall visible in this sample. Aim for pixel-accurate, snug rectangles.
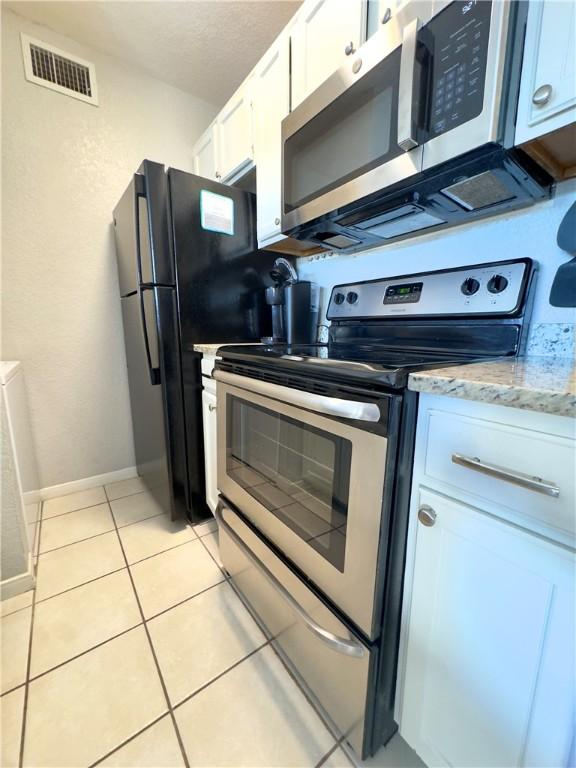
[298,178,576,336]
[2,7,217,489]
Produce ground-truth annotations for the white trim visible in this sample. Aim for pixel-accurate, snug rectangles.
[38,466,138,500]
[20,33,99,106]
[22,489,42,505]
[1,554,35,599]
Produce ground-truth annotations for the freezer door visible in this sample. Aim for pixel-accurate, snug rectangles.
[140,160,176,286]
[113,173,145,297]
[168,169,277,343]
[120,289,172,516]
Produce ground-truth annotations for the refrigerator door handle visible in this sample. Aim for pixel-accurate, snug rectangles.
[139,287,161,386]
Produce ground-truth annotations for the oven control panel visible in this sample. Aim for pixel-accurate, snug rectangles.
[327,259,531,320]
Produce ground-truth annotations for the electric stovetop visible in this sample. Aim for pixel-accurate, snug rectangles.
[217,259,535,390]
[216,342,486,389]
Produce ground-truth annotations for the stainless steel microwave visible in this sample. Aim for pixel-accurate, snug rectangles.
[281,0,552,252]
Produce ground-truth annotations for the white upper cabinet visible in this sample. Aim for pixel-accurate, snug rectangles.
[216,76,254,183]
[400,487,575,768]
[254,33,291,246]
[515,0,576,144]
[192,121,219,181]
[291,0,367,109]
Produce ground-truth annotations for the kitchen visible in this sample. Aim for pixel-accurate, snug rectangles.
[1,0,575,766]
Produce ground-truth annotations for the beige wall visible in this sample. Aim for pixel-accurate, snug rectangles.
[2,7,217,489]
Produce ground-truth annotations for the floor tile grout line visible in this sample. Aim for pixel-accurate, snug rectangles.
[0,602,35,620]
[125,534,200,568]
[171,640,270,712]
[41,498,110,522]
[1,682,26,699]
[18,498,45,768]
[88,711,170,767]
[315,741,343,768]
[25,622,145,685]
[107,500,191,768]
[37,516,194,559]
[144,577,227,622]
[38,527,116,556]
[34,565,129,607]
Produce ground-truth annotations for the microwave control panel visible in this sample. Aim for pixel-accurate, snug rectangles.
[327,259,531,320]
[426,0,492,138]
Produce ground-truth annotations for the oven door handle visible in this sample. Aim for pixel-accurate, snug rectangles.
[215,502,367,659]
[213,369,381,423]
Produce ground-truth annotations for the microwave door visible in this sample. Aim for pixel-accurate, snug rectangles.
[422,0,519,170]
[281,16,429,236]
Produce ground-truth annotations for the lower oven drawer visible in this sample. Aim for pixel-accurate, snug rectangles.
[216,499,375,756]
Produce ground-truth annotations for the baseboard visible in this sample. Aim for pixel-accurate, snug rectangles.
[1,554,35,599]
[22,489,42,505]
[38,466,138,501]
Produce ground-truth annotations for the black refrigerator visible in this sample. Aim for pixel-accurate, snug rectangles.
[113,160,276,523]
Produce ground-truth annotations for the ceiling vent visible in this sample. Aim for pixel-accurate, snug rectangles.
[20,34,98,106]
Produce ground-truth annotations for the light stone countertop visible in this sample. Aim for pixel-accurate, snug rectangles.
[408,356,576,418]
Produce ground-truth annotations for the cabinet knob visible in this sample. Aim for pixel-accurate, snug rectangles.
[208,403,217,412]
[532,84,552,106]
[418,504,437,527]
[215,171,221,179]
[344,42,355,56]
[274,217,280,225]
[381,7,392,24]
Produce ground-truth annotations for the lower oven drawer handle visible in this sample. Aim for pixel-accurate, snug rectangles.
[213,369,380,423]
[215,503,367,659]
[451,453,560,498]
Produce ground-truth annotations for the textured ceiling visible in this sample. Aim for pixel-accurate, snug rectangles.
[5,1,301,107]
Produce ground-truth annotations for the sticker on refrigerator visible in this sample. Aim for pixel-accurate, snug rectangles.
[200,190,234,235]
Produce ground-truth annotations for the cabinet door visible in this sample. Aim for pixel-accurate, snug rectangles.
[216,78,254,183]
[193,123,218,181]
[291,0,367,109]
[254,35,290,246]
[400,488,575,768]
[201,389,218,514]
[516,0,576,144]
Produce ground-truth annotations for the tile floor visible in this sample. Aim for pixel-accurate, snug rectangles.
[1,480,424,768]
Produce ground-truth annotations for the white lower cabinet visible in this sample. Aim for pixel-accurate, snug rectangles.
[398,395,575,768]
[201,383,218,514]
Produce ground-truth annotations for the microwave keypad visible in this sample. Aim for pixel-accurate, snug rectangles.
[427,0,492,137]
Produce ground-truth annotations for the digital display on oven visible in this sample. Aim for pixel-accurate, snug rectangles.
[383,282,423,304]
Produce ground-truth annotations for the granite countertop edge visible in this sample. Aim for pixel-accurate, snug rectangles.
[408,357,576,418]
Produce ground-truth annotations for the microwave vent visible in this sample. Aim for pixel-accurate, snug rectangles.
[441,171,515,211]
[20,34,98,106]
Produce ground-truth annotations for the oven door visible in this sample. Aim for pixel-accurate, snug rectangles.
[281,1,432,238]
[215,370,393,640]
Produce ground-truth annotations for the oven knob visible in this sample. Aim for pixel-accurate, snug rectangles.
[346,291,359,304]
[334,292,346,305]
[460,277,480,296]
[487,274,509,294]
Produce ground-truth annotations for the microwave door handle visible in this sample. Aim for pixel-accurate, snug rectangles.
[215,502,367,659]
[397,17,421,151]
[213,369,381,423]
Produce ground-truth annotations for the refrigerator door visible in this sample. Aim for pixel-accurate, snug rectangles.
[120,289,172,515]
[168,169,276,343]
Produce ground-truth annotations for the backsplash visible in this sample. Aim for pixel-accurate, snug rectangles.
[298,179,576,358]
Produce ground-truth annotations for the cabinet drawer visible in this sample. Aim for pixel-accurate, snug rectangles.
[422,409,575,544]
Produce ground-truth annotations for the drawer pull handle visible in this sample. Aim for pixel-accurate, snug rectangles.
[451,454,560,498]
[208,403,217,412]
[215,502,367,658]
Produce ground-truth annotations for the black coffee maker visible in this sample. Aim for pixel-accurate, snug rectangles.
[263,258,318,345]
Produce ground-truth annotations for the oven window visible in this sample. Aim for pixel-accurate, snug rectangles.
[227,396,352,572]
[284,46,403,213]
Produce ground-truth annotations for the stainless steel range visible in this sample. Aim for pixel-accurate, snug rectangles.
[213,258,535,758]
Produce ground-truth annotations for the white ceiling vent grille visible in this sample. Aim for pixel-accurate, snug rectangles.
[21,34,98,106]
